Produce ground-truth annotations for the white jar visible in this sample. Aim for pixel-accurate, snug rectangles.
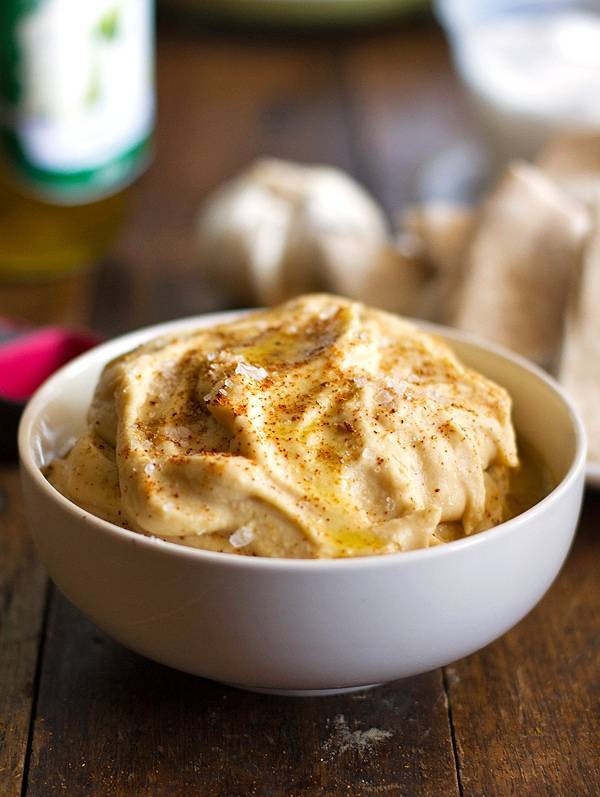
[436,0,600,162]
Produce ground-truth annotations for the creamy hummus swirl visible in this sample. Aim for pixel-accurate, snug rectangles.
[47,294,520,557]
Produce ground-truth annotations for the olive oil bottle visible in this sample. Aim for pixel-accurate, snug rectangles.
[0,0,154,322]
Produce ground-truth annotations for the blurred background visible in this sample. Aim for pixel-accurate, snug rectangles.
[2,0,600,459]
[0,0,472,333]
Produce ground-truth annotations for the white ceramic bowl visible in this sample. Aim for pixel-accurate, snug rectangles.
[19,314,586,695]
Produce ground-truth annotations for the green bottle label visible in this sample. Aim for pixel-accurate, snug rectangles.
[0,0,154,204]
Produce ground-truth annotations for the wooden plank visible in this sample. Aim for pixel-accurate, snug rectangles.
[0,468,48,797]
[445,492,600,797]
[27,593,459,796]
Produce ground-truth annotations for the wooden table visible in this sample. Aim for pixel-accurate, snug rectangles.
[2,16,599,796]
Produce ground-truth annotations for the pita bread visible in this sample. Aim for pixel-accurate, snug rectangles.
[453,162,590,368]
[400,203,474,322]
[559,203,600,463]
[538,132,600,210]
[319,236,431,317]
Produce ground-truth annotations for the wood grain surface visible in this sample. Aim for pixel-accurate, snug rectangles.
[26,596,459,796]
[0,470,48,797]
[1,16,599,797]
[447,494,600,797]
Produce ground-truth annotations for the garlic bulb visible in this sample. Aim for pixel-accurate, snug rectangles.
[195,159,421,308]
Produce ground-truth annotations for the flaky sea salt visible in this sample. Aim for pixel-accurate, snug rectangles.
[375,388,395,406]
[318,307,337,321]
[229,525,255,548]
[361,447,376,465]
[144,462,156,476]
[387,377,411,393]
[386,377,415,400]
[204,377,234,403]
[163,502,174,513]
[164,426,192,443]
[235,361,268,380]
[422,387,449,404]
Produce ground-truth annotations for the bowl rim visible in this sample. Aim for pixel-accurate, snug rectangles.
[18,310,587,572]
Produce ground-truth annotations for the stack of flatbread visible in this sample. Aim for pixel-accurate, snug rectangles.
[398,133,600,464]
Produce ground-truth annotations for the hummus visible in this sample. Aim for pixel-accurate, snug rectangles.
[46,294,544,558]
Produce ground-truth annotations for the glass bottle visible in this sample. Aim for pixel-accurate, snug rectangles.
[0,0,154,322]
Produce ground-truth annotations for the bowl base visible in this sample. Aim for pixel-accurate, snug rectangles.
[222,682,384,697]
